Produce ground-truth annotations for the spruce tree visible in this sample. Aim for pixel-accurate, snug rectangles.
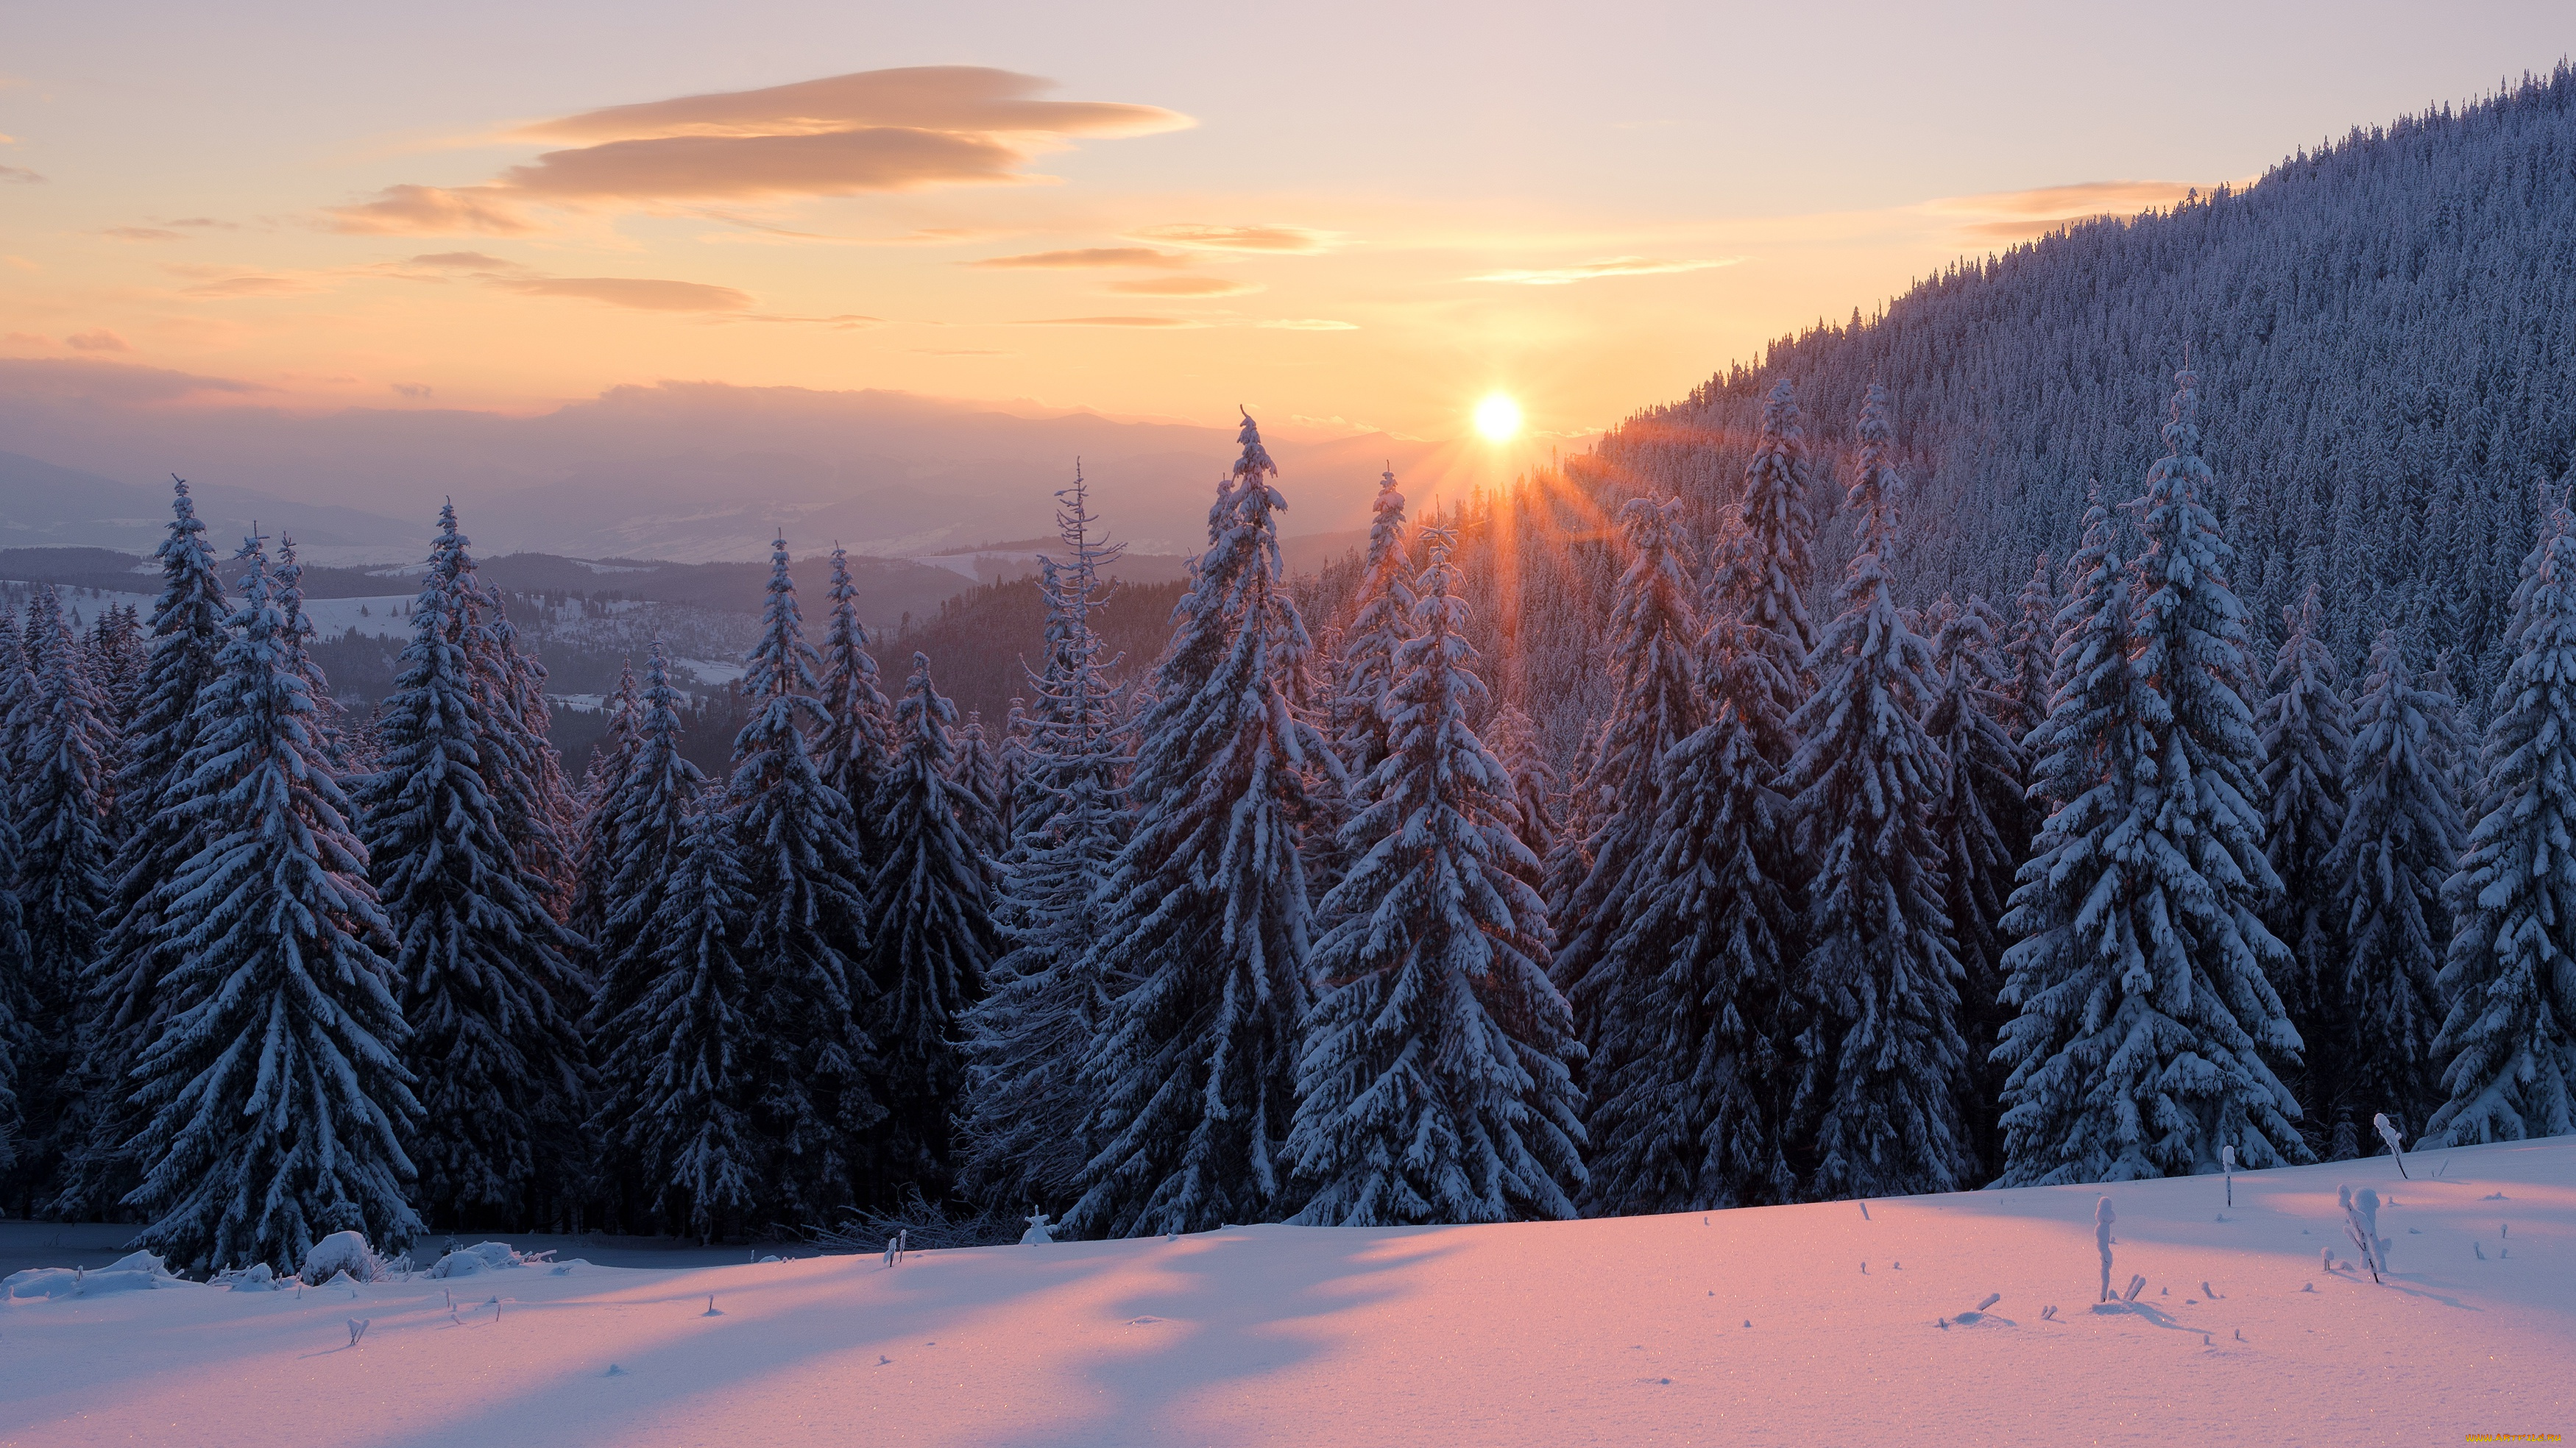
[2257,583,2355,1152]
[952,711,1008,863]
[584,643,707,1227]
[568,661,642,945]
[865,653,995,1193]
[815,544,896,881]
[1922,592,2026,1181]
[2002,555,2058,742]
[595,803,754,1241]
[963,473,1130,1212]
[55,478,235,1218]
[2330,630,2463,1143]
[1068,412,1328,1237]
[1995,380,2310,1187]
[1482,700,1557,870]
[126,536,421,1274]
[1289,530,1584,1225]
[10,589,113,1211]
[2425,493,2576,1146]
[357,504,590,1229]
[726,537,880,1215]
[1331,468,1416,782]
[1582,603,1802,1213]
[1781,383,1967,1199]
[0,783,28,1185]
[1717,378,1819,677]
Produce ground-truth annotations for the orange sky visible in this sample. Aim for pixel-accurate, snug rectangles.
[3,3,2563,449]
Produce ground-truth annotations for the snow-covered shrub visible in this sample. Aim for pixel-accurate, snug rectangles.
[425,1241,535,1278]
[302,1231,383,1285]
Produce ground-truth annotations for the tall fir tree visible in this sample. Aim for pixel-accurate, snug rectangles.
[1068,412,1328,1237]
[726,538,882,1215]
[9,588,113,1213]
[1717,378,1819,679]
[2425,491,2576,1146]
[357,504,590,1229]
[1994,379,2310,1187]
[1482,700,1558,872]
[1582,602,1803,1213]
[1780,383,1967,1199]
[2002,554,2059,742]
[584,643,707,1228]
[2329,629,2464,1143]
[568,661,642,946]
[0,779,27,1186]
[1331,468,1417,782]
[952,711,1008,863]
[126,536,421,1274]
[962,472,1130,1213]
[1289,530,1585,1225]
[595,803,754,1241]
[815,544,897,881]
[2257,583,2357,1153]
[1922,591,2027,1182]
[55,478,236,1218]
[865,653,996,1193]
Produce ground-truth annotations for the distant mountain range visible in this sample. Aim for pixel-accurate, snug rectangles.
[0,366,1535,565]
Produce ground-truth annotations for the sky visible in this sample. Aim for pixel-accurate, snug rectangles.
[3,1,2568,455]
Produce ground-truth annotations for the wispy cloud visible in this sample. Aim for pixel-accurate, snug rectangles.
[1012,315,1210,328]
[103,227,183,241]
[1131,223,1329,253]
[329,68,1189,235]
[495,276,754,313]
[1258,318,1356,330]
[391,381,434,399]
[1108,276,1260,297]
[1466,255,1741,285]
[966,246,1189,269]
[0,164,42,184]
[64,330,131,352]
[1926,180,2206,241]
[180,273,322,298]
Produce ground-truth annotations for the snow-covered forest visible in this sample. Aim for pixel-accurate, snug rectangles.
[5,70,2576,1275]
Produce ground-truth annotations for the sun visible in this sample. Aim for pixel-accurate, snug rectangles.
[1473,394,1522,442]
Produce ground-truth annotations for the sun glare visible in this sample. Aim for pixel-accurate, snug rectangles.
[1473,394,1522,442]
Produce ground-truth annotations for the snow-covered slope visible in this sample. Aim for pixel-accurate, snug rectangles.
[6,1139,2570,1447]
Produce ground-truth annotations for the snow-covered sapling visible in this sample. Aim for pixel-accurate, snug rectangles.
[2123,1274,2145,1303]
[2222,1144,2234,1206]
[2095,1196,2115,1302]
[347,1318,369,1346]
[702,1294,722,1317]
[2373,1114,2409,1176]
[1020,1213,1054,1246]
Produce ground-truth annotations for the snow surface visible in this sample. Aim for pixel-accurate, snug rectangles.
[3,1139,2571,1446]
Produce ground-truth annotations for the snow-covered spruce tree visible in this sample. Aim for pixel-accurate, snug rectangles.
[2257,583,2356,1153]
[815,544,897,881]
[1289,530,1583,1225]
[2002,555,2059,744]
[1994,388,2310,1188]
[864,653,995,1193]
[952,711,1008,863]
[583,642,707,1227]
[1555,497,1701,1037]
[1922,591,2027,1181]
[9,589,113,1210]
[567,661,642,945]
[2424,492,2576,1146]
[1066,412,1329,1237]
[356,504,590,1229]
[2329,629,2464,1142]
[53,478,236,1219]
[126,537,421,1275]
[1716,378,1819,680]
[962,473,1130,1213]
[1538,723,1602,945]
[726,538,880,1215]
[594,803,754,1241]
[1331,469,1416,783]
[1780,383,1967,1200]
[484,597,580,921]
[0,784,29,1183]
[1482,700,1557,873]
[1582,601,1803,1214]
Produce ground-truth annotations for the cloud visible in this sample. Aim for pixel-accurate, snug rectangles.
[1928,180,2205,241]
[64,330,131,352]
[966,246,1189,269]
[1466,255,1741,285]
[1011,315,1210,328]
[406,250,522,272]
[181,273,319,298]
[330,68,1187,234]
[1131,223,1328,252]
[0,164,41,184]
[1108,276,1261,297]
[168,217,236,230]
[0,357,267,402]
[4,332,44,346]
[103,227,183,242]
[391,381,434,399]
[495,276,754,312]
[328,184,536,236]
[1259,319,1358,330]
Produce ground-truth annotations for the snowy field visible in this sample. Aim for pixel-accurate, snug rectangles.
[4,1140,2570,1447]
